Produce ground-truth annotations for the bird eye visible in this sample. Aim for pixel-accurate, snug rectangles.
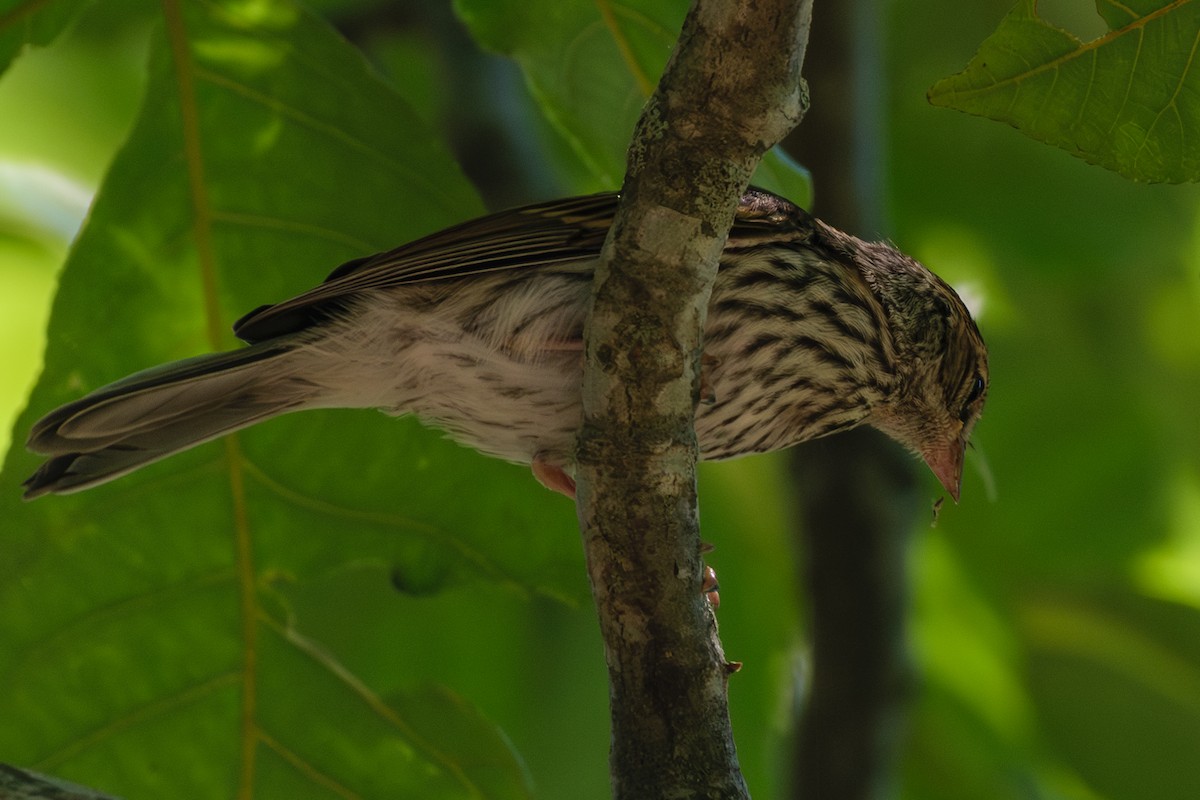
[960,374,985,420]
[965,375,984,404]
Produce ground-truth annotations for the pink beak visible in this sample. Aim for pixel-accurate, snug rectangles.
[921,436,966,503]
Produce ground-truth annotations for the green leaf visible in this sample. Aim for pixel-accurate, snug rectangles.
[0,0,89,78]
[453,0,682,188]
[0,0,577,796]
[453,0,811,204]
[928,0,1200,183]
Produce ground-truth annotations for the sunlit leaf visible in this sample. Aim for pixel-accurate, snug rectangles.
[928,0,1200,182]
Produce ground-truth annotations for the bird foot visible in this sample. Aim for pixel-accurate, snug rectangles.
[703,564,721,609]
[531,456,576,499]
[531,460,720,607]
[701,540,720,608]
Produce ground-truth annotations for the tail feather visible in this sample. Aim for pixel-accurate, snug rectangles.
[24,342,312,499]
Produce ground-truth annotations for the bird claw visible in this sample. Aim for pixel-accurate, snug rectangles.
[703,564,721,609]
[531,463,722,607]
[701,540,720,608]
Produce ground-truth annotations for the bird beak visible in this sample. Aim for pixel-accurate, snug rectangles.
[921,435,966,503]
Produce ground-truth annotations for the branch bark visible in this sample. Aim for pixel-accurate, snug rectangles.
[573,0,813,796]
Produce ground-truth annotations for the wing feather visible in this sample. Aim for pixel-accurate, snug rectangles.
[233,189,809,344]
[234,194,618,342]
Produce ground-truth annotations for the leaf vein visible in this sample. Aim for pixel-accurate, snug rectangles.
[241,458,539,598]
[161,3,261,795]
[265,617,486,799]
[258,729,364,800]
[192,66,446,198]
[32,671,241,770]
[210,210,381,254]
[0,568,236,689]
[595,0,652,96]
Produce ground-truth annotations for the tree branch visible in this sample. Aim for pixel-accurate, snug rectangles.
[574,0,812,796]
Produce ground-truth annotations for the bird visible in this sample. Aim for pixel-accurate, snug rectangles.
[22,188,988,502]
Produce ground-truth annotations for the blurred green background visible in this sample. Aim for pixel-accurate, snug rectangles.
[1,1,1199,799]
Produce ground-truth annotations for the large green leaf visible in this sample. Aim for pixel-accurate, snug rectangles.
[928,0,1200,182]
[453,0,811,203]
[0,0,580,796]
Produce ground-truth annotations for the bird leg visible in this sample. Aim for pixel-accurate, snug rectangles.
[531,455,576,499]
[701,541,720,609]
[533,456,720,608]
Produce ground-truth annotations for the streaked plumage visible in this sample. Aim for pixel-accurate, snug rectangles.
[23,189,988,501]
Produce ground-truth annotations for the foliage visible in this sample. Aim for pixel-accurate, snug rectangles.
[0,0,83,76]
[453,0,812,200]
[929,0,1200,182]
[0,1,574,797]
[0,0,1199,799]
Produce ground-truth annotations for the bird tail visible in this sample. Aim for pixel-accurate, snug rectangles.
[23,341,318,499]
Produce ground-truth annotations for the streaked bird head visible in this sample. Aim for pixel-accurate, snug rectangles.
[824,226,989,501]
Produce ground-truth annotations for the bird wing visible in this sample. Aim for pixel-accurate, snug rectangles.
[233,193,619,343]
[233,189,808,343]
